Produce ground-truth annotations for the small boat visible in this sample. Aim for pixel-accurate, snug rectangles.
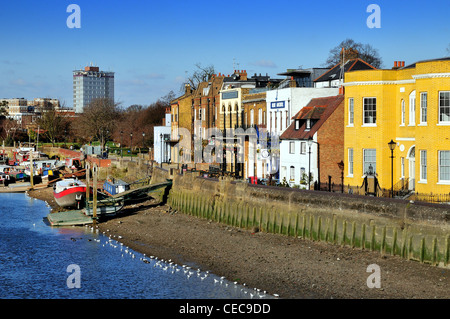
[53,178,86,208]
[83,199,124,217]
[102,177,130,196]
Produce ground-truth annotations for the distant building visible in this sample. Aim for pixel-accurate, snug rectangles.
[154,108,172,164]
[73,65,114,113]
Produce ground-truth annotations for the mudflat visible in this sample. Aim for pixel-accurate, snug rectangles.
[29,186,449,299]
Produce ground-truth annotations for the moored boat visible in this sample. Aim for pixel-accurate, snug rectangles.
[53,178,86,208]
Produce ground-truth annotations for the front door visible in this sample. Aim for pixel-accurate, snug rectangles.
[408,147,415,191]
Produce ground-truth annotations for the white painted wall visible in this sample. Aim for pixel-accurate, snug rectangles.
[280,133,318,188]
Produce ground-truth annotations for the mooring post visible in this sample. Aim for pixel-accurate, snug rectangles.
[92,163,98,223]
[29,148,34,189]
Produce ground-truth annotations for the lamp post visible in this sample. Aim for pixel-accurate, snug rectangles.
[120,131,123,158]
[130,132,133,162]
[388,139,396,198]
[307,137,313,190]
[337,160,344,193]
[160,133,163,168]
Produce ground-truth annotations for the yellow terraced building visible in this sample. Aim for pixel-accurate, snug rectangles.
[343,57,450,195]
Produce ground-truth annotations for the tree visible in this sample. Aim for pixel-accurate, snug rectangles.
[77,98,122,149]
[181,63,215,92]
[0,100,8,117]
[446,44,450,57]
[37,108,69,145]
[325,38,383,68]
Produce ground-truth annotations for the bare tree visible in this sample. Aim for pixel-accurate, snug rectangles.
[181,63,215,92]
[78,98,122,149]
[446,43,450,57]
[37,108,69,145]
[325,38,383,68]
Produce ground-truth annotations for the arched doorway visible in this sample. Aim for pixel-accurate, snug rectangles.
[407,146,415,191]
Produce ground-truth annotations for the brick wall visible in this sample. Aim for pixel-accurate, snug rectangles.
[318,99,345,184]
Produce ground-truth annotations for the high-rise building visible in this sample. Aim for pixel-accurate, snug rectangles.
[73,65,114,113]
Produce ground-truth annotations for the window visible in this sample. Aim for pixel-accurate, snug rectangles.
[250,109,254,126]
[306,119,311,130]
[439,151,450,182]
[348,98,354,125]
[401,99,405,125]
[363,149,376,174]
[409,91,416,125]
[263,111,266,125]
[439,92,450,123]
[401,157,405,178]
[285,110,289,129]
[363,98,376,124]
[420,92,427,124]
[300,142,306,154]
[289,141,295,154]
[295,120,300,130]
[258,108,262,125]
[290,166,295,181]
[348,148,353,176]
[420,150,427,181]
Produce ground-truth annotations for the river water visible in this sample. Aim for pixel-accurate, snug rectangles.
[0,193,271,299]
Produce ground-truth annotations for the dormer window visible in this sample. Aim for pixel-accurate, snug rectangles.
[306,119,311,131]
[295,119,300,130]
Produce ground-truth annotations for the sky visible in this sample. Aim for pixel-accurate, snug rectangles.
[0,0,449,109]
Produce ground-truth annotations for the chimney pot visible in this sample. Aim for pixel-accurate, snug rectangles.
[394,61,398,67]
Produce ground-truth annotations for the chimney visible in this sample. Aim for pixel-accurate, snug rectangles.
[185,83,191,95]
[392,61,401,70]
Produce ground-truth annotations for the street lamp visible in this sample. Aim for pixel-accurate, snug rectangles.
[337,160,344,193]
[160,133,163,168]
[130,132,133,162]
[388,139,396,198]
[120,131,123,158]
[142,132,145,154]
[307,137,313,190]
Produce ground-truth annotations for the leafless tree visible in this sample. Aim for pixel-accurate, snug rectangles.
[181,63,215,92]
[77,98,122,149]
[325,38,383,68]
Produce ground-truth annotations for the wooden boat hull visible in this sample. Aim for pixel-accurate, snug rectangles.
[54,186,86,208]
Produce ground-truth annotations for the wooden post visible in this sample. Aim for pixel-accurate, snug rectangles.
[85,162,90,208]
[29,149,34,189]
[92,163,98,223]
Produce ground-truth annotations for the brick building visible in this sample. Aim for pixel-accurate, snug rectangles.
[279,95,344,188]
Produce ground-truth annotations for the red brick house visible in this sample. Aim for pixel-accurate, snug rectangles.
[279,95,344,189]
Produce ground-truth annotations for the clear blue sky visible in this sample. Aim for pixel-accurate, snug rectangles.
[0,0,449,109]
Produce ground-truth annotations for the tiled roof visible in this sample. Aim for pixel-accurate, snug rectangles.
[280,95,344,140]
[314,59,377,83]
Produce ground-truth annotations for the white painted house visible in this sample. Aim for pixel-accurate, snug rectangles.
[265,87,339,179]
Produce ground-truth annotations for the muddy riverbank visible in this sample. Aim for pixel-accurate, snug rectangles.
[29,186,449,299]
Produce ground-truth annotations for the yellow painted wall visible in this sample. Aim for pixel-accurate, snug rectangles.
[344,59,450,195]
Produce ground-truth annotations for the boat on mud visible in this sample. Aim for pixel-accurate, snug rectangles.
[53,178,86,208]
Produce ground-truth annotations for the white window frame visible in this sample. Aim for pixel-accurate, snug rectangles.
[348,148,354,177]
[363,149,376,175]
[439,91,450,124]
[409,90,416,126]
[400,99,405,126]
[348,98,354,126]
[362,97,376,126]
[420,92,427,125]
[419,150,427,182]
[290,166,295,181]
[289,141,295,154]
[401,157,405,179]
[438,151,450,183]
[300,142,306,154]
